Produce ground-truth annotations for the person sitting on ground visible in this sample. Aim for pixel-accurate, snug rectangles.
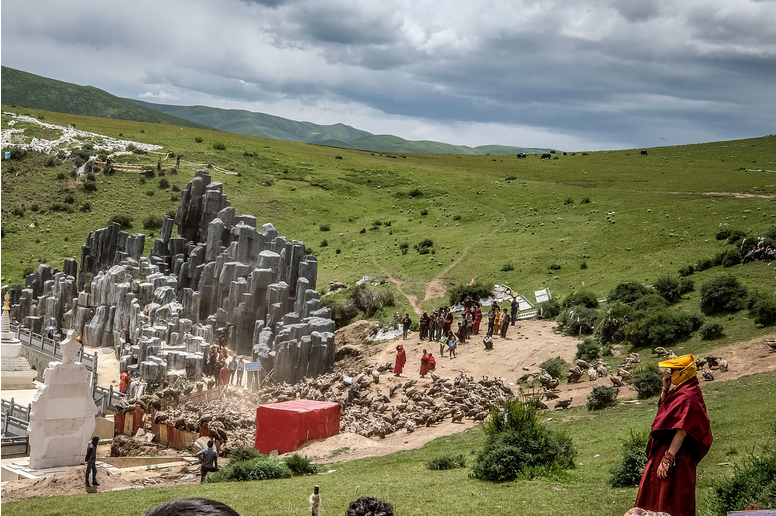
[347,497,394,516]
[142,498,240,516]
[483,334,494,350]
[196,440,219,483]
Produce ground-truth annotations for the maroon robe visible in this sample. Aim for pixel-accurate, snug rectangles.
[634,377,712,516]
[472,310,482,335]
[420,353,431,376]
[394,346,407,374]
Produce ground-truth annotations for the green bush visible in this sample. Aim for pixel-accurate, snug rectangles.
[194,136,204,143]
[710,448,776,515]
[228,445,263,463]
[587,385,619,411]
[749,291,776,326]
[319,224,330,231]
[679,277,695,295]
[320,239,328,247]
[575,337,601,363]
[716,229,731,240]
[608,281,649,304]
[448,283,494,306]
[597,302,635,344]
[678,264,695,277]
[700,275,748,315]
[632,293,668,312]
[562,290,599,308]
[609,430,650,487]
[501,263,514,272]
[721,248,743,267]
[631,363,663,399]
[82,180,97,192]
[537,299,561,320]
[700,322,725,340]
[626,309,697,348]
[414,238,434,254]
[556,305,599,336]
[143,215,163,230]
[726,230,747,244]
[539,357,568,380]
[284,453,318,475]
[471,398,576,482]
[696,257,714,272]
[653,275,682,303]
[213,142,227,150]
[109,214,133,229]
[427,453,467,470]
[49,202,74,213]
[159,178,170,189]
[209,457,292,483]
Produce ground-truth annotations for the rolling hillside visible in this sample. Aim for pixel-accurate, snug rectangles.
[0,67,210,129]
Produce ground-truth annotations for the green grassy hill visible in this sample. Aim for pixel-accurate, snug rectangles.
[1,106,774,327]
[0,67,211,129]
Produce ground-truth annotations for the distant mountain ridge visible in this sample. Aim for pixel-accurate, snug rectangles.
[1,66,553,155]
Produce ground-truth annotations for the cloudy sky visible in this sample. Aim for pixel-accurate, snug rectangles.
[2,0,775,150]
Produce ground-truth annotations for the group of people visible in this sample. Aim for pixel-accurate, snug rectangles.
[204,344,247,388]
[392,344,437,378]
[743,238,776,264]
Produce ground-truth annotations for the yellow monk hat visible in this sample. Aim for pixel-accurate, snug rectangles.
[658,354,695,369]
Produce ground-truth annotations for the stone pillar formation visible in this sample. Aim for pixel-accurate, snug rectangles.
[4,169,336,385]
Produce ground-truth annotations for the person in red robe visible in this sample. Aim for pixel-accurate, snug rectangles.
[472,306,482,335]
[419,350,430,377]
[119,371,131,393]
[427,353,436,372]
[394,344,407,376]
[219,363,231,387]
[634,354,712,516]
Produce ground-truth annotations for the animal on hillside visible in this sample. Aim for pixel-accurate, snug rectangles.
[641,150,648,156]
[610,376,624,387]
[718,359,728,372]
[587,367,597,381]
[541,153,552,159]
[701,369,715,381]
[516,153,527,158]
[555,398,573,409]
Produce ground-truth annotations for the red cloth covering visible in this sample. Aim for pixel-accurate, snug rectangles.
[394,346,407,374]
[255,400,340,454]
[473,311,482,335]
[420,352,430,376]
[119,371,130,393]
[219,366,231,386]
[635,377,712,516]
[428,355,436,371]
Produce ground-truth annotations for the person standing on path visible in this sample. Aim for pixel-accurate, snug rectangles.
[236,357,245,387]
[486,306,496,335]
[511,297,519,325]
[197,440,219,483]
[419,349,431,378]
[219,362,231,387]
[500,309,511,338]
[402,313,412,340]
[84,436,100,487]
[435,311,444,341]
[393,344,406,376]
[419,311,430,340]
[228,356,238,384]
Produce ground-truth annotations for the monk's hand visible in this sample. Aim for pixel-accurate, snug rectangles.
[662,370,672,392]
[657,451,675,479]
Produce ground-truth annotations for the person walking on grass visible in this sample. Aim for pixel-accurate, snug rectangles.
[197,440,219,483]
[85,436,100,487]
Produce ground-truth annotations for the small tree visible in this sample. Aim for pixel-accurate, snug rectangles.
[653,275,682,303]
[562,290,599,309]
[631,363,663,399]
[609,430,650,487]
[700,275,748,315]
[587,385,619,411]
[608,281,649,304]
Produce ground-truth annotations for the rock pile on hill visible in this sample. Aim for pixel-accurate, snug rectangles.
[3,169,336,385]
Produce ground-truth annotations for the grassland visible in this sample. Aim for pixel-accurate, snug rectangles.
[2,106,774,320]
[3,370,773,516]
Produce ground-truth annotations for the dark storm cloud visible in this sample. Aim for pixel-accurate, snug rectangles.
[2,0,775,149]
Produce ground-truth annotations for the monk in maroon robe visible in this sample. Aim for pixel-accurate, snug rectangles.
[472,307,482,335]
[634,354,712,516]
[394,345,407,376]
[419,350,430,378]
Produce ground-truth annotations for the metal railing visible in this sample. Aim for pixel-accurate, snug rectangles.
[93,384,125,417]
[1,397,32,422]
[10,322,98,372]
[1,412,30,436]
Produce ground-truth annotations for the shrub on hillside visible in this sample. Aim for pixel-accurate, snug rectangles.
[679,277,695,295]
[427,453,466,470]
[700,275,748,315]
[749,291,776,327]
[631,363,663,399]
[721,248,743,267]
[109,214,133,229]
[284,453,318,475]
[539,357,568,380]
[213,142,227,150]
[143,215,163,230]
[556,305,598,336]
[654,275,682,303]
[609,430,650,487]
[159,178,170,189]
[678,264,695,277]
[626,309,698,348]
[726,230,747,244]
[83,180,97,192]
[209,457,292,483]
[448,283,494,306]
[597,303,635,345]
[537,299,561,320]
[632,293,668,313]
[575,337,601,363]
[414,238,433,254]
[562,290,599,309]
[700,322,725,340]
[716,229,731,240]
[587,385,619,411]
[470,398,576,482]
[608,281,650,304]
[696,257,714,272]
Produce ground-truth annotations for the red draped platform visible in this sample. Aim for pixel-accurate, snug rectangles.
[255,399,340,454]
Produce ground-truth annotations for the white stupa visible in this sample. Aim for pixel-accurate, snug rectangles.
[1,293,37,390]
